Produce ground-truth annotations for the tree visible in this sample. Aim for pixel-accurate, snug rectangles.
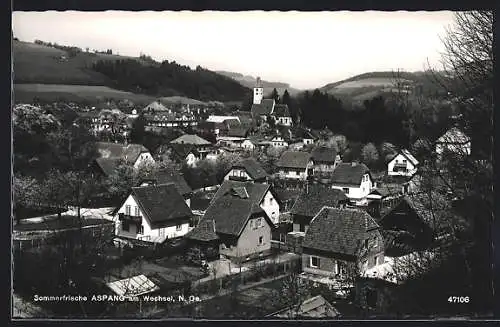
[266,114,276,130]
[275,270,311,319]
[270,88,280,103]
[361,143,380,168]
[129,113,146,144]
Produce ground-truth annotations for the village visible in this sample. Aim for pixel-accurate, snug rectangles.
[13,75,480,319]
[11,9,494,320]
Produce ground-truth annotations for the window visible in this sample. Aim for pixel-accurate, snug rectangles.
[366,289,378,308]
[310,256,320,268]
[122,221,130,232]
[295,171,300,176]
[300,224,305,232]
[258,236,264,245]
[176,224,182,231]
[125,205,131,215]
[240,171,246,177]
[364,239,369,249]
[138,224,144,234]
[333,260,339,274]
[342,188,349,194]
[257,218,263,228]
[134,206,140,216]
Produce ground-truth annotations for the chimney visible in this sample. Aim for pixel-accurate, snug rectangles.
[351,162,357,167]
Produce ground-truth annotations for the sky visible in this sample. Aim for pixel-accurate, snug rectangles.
[12,11,456,90]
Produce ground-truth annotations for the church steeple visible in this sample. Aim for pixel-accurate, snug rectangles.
[253,76,263,105]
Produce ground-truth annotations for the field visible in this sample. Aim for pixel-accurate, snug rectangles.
[14,83,155,104]
[13,40,145,85]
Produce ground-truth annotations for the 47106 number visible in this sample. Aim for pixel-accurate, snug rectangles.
[448,296,470,303]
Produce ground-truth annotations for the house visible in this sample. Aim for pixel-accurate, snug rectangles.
[169,143,200,167]
[301,207,385,285]
[139,168,193,208]
[290,184,349,233]
[201,117,241,137]
[435,127,471,158]
[212,180,280,225]
[92,157,121,178]
[274,104,293,127]
[206,115,241,124]
[276,151,314,180]
[378,195,435,252]
[217,129,255,150]
[186,194,274,263]
[330,162,373,206]
[144,112,197,129]
[170,134,212,148]
[169,134,213,159]
[270,136,288,148]
[387,149,419,177]
[143,100,170,113]
[227,126,250,138]
[311,146,342,174]
[224,158,269,183]
[269,295,340,318]
[114,184,193,244]
[95,142,155,169]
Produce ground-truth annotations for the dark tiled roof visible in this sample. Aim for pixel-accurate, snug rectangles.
[303,207,381,256]
[311,146,338,164]
[155,169,192,196]
[170,134,212,146]
[213,180,271,205]
[202,195,265,236]
[276,151,312,169]
[131,184,192,228]
[330,162,371,186]
[185,219,219,241]
[224,118,241,129]
[290,185,348,218]
[95,157,121,176]
[227,127,250,138]
[395,193,452,231]
[233,158,268,181]
[251,99,275,116]
[96,142,149,164]
[274,104,291,117]
[169,143,199,160]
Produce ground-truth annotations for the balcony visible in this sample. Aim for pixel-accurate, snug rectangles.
[118,213,142,223]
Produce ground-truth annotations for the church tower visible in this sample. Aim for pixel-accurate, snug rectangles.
[253,77,263,105]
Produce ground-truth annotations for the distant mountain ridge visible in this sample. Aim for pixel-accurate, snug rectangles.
[216,70,301,95]
[317,71,449,102]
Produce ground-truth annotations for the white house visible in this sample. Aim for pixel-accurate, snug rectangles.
[212,180,280,225]
[271,136,288,148]
[224,157,269,183]
[274,104,293,127]
[217,136,255,151]
[96,142,155,170]
[275,151,314,181]
[435,127,471,158]
[387,149,419,177]
[330,162,373,206]
[114,184,193,244]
